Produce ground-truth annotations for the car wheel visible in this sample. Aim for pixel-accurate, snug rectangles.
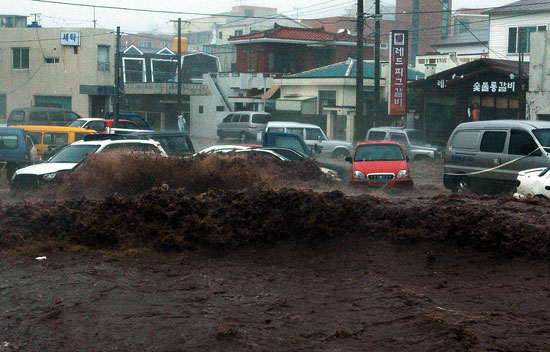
[452,176,471,193]
[239,132,247,143]
[332,149,349,160]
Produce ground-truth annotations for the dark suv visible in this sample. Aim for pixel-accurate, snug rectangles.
[128,131,195,156]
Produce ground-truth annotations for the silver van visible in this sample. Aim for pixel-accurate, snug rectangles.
[217,112,270,142]
[365,127,441,160]
[444,120,550,193]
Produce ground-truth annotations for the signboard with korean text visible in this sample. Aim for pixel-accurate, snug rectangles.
[389,30,408,115]
[472,81,515,93]
[61,31,81,46]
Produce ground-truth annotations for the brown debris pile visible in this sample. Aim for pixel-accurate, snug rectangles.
[1,187,550,257]
[18,152,333,200]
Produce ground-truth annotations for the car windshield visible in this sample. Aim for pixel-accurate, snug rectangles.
[407,131,427,145]
[67,120,87,128]
[533,129,550,149]
[354,144,404,161]
[48,144,99,163]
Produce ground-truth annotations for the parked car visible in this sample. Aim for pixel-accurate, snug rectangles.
[13,125,96,159]
[365,127,441,160]
[444,120,550,193]
[265,121,353,159]
[104,112,152,130]
[217,111,270,142]
[346,141,413,188]
[11,136,167,190]
[127,131,195,156]
[0,127,38,181]
[67,118,147,134]
[514,167,550,199]
[7,107,83,126]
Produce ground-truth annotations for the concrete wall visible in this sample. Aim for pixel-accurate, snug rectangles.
[0,27,114,119]
[527,31,550,120]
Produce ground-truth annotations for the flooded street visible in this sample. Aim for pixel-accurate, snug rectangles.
[1,155,549,351]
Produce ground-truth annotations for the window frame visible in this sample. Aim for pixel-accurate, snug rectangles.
[97,45,110,71]
[12,47,29,70]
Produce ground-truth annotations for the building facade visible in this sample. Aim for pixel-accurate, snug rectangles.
[526,31,550,120]
[396,0,453,64]
[0,26,115,121]
[486,0,550,62]
[229,25,371,74]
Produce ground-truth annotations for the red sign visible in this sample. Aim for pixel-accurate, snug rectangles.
[389,30,408,115]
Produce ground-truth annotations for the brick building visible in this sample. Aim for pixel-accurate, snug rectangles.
[396,0,453,64]
[228,24,373,74]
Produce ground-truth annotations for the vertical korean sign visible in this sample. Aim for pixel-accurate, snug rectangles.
[389,30,408,115]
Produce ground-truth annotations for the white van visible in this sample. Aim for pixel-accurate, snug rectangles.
[265,121,353,159]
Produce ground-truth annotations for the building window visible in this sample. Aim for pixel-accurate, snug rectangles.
[218,31,222,39]
[199,106,204,113]
[12,48,29,69]
[319,90,336,114]
[216,106,224,112]
[234,29,243,36]
[441,0,450,39]
[0,94,6,120]
[380,43,388,49]
[123,58,146,83]
[508,26,547,53]
[45,57,59,64]
[97,45,110,71]
[138,40,153,48]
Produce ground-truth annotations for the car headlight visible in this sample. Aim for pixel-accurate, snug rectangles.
[42,172,57,181]
[353,170,365,180]
[397,169,409,179]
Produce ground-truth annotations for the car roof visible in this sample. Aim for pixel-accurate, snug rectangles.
[71,138,161,147]
[11,107,71,112]
[266,121,320,129]
[356,141,403,147]
[456,119,550,130]
[129,130,190,137]
[12,125,95,133]
[368,127,420,133]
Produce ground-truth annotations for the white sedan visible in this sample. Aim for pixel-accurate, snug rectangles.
[514,167,550,199]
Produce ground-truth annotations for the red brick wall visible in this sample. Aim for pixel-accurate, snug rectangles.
[235,43,372,74]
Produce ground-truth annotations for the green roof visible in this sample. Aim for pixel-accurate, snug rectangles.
[288,59,424,81]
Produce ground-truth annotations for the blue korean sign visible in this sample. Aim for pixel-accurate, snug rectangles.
[61,31,81,46]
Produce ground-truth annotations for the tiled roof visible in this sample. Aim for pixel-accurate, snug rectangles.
[435,29,489,47]
[484,0,550,14]
[229,24,356,42]
[287,59,424,80]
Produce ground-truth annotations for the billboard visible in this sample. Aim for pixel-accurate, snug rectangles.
[389,30,408,115]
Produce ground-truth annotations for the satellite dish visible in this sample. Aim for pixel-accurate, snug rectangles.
[510,73,515,80]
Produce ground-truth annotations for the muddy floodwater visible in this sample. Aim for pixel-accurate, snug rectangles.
[1,155,549,351]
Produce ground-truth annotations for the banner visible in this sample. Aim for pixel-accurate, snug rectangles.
[389,30,408,115]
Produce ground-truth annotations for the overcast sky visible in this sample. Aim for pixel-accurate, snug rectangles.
[3,0,515,34]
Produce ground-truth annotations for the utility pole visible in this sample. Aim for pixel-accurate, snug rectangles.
[177,18,182,124]
[374,0,381,127]
[114,26,121,128]
[354,0,364,142]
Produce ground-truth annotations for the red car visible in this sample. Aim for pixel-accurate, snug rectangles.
[346,141,413,188]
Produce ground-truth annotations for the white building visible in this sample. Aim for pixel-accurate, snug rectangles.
[190,72,275,137]
[415,30,489,76]
[486,0,550,62]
